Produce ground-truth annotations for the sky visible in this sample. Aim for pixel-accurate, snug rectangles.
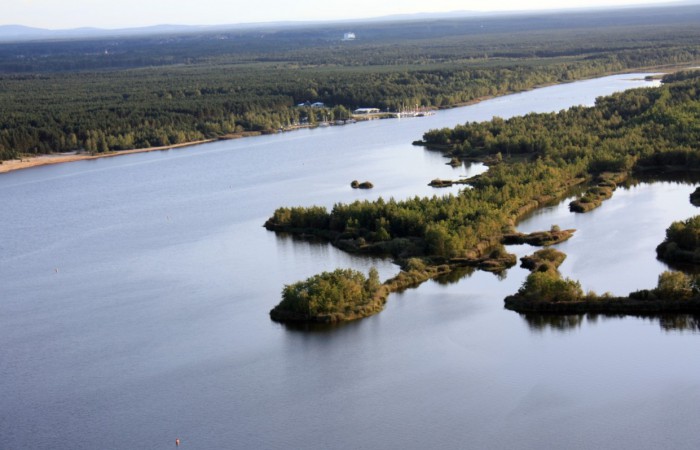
[4,0,685,29]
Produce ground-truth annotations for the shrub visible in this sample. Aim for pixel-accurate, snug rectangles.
[518,271,583,302]
[405,257,427,271]
[654,270,695,300]
[275,268,381,317]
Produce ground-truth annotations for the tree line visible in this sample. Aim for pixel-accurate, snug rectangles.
[266,71,700,263]
[2,10,700,161]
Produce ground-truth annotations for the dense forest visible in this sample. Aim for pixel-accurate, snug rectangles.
[2,4,700,161]
[265,71,700,316]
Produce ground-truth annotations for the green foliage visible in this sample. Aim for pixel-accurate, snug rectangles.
[267,206,330,230]
[657,215,700,264]
[520,248,567,272]
[423,74,700,177]
[654,271,696,300]
[3,8,700,161]
[268,73,700,263]
[275,268,381,318]
[665,216,700,251]
[690,187,700,206]
[518,271,584,302]
[404,257,427,272]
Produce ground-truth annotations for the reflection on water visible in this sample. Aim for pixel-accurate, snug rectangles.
[3,73,699,450]
[516,181,699,295]
[274,317,368,333]
[632,171,700,185]
[520,312,700,333]
[433,266,476,285]
[520,313,585,332]
[657,314,700,333]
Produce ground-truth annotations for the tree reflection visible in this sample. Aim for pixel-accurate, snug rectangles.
[433,266,476,285]
[657,314,700,332]
[277,319,364,334]
[521,314,584,332]
[494,269,509,281]
[521,312,700,333]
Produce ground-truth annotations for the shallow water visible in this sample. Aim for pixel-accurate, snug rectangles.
[2,74,699,450]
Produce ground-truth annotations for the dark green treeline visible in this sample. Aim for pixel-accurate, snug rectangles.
[2,6,700,161]
[266,71,700,262]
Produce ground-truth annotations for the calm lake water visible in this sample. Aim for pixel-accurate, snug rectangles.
[2,74,699,450]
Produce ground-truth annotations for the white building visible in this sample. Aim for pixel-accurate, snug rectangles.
[343,32,356,41]
[353,108,380,115]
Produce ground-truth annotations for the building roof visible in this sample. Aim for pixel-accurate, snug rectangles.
[353,107,380,114]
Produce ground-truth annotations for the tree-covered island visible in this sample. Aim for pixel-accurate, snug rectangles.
[270,268,384,323]
[656,216,700,265]
[267,70,700,322]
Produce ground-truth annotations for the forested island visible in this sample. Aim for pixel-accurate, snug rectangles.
[270,268,385,323]
[3,4,700,321]
[266,69,700,322]
[2,4,700,161]
[656,215,700,265]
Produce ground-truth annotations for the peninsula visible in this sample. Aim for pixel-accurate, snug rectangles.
[266,70,700,322]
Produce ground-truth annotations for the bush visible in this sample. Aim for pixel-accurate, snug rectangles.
[665,216,700,251]
[274,267,381,318]
[518,271,583,302]
[654,270,695,300]
[405,257,427,272]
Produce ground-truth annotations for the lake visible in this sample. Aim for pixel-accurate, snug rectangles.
[2,74,699,449]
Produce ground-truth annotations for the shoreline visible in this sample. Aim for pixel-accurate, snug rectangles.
[0,139,217,174]
[2,63,695,176]
[263,70,700,322]
[0,123,352,175]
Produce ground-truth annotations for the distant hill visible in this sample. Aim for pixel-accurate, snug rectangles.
[2,1,699,42]
[0,24,214,42]
[0,25,54,41]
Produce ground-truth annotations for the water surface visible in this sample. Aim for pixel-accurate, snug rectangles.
[2,74,699,450]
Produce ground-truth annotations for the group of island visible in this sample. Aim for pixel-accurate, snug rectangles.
[2,4,700,324]
[266,70,700,324]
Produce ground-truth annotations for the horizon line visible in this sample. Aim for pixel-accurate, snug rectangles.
[1,1,695,31]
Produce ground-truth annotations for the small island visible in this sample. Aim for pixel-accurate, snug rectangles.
[502,225,575,246]
[270,263,453,323]
[351,180,374,189]
[690,187,700,206]
[506,269,700,314]
[507,206,700,315]
[505,246,700,314]
[270,268,385,323]
[519,247,567,271]
[568,173,622,213]
[428,178,455,188]
[656,215,700,264]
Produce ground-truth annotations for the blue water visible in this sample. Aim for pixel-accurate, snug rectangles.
[2,74,699,450]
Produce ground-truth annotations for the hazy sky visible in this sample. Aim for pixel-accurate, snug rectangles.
[5,0,684,29]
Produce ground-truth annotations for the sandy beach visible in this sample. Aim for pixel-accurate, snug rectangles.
[0,122,359,174]
[1,64,687,176]
[0,139,220,174]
